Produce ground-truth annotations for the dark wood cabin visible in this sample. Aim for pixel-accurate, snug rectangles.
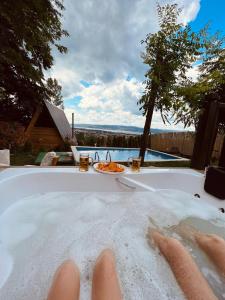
[24,100,77,152]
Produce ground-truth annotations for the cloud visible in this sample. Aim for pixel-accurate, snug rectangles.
[177,0,200,24]
[65,106,192,131]
[77,78,143,115]
[186,64,201,82]
[51,0,201,129]
[48,66,81,99]
[64,76,195,131]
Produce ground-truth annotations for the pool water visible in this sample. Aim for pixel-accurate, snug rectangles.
[77,147,180,161]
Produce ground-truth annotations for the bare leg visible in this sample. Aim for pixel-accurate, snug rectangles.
[195,233,225,276]
[149,229,217,300]
[47,260,80,300]
[92,249,123,300]
[170,222,225,276]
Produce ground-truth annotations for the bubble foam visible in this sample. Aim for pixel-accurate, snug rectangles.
[0,245,13,289]
[0,190,224,299]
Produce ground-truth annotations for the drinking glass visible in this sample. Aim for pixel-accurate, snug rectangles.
[79,153,93,172]
[128,157,141,172]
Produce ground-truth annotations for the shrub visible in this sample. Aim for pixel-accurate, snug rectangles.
[0,121,25,150]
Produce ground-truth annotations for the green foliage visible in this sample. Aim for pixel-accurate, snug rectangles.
[46,78,64,109]
[10,151,36,166]
[0,0,68,123]
[138,3,206,162]
[138,3,203,123]
[0,121,25,149]
[174,30,225,131]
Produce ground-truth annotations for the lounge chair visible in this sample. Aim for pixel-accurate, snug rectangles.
[0,149,10,167]
[71,146,80,165]
[25,151,59,167]
[40,151,59,166]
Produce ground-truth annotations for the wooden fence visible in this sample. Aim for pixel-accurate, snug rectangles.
[151,132,224,160]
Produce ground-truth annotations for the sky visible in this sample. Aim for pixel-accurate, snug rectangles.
[49,0,225,130]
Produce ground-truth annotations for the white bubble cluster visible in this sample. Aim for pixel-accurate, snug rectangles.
[0,190,224,299]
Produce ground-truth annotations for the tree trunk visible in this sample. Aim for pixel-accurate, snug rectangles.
[139,100,155,165]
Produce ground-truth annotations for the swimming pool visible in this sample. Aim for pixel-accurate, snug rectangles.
[76,146,183,162]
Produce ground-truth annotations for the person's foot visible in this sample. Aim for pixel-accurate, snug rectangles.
[195,233,225,276]
[47,260,80,300]
[92,249,123,300]
[147,227,166,249]
[169,222,200,242]
[148,229,217,300]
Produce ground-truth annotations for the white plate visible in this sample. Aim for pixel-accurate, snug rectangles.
[93,163,127,174]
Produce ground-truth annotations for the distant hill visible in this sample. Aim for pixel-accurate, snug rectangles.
[73,124,182,135]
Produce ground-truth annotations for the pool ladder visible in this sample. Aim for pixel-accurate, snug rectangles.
[106,150,112,162]
[94,151,100,162]
[94,150,111,162]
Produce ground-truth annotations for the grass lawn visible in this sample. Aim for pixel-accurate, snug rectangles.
[10,151,37,166]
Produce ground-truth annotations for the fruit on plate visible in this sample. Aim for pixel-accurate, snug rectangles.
[97,162,124,172]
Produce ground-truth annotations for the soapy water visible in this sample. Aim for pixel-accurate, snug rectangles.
[0,190,224,300]
[160,216,225,299]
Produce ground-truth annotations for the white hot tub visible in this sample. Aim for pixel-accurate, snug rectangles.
[0,168,224,299]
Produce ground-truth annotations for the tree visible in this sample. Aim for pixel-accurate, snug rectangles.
[46,78,64,109]
[0,0,68,124]
[174,31,225,131]
[138,3,203,163]
[173,30,225,169]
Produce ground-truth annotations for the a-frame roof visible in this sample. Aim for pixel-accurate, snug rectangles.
[44,100,76,143]
[25,100,77,145]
